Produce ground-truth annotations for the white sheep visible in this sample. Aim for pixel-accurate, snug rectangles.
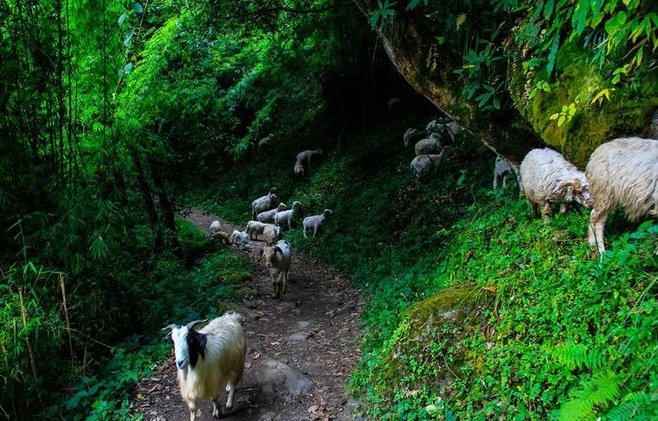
[403,128,421,147]
[585,137,658,254]
[388,97,403,114]
[493,155,517,189]
[258,134,272,154]
[410,149,446,180]
[230,230,250,250]
[426,118,451,137]
[296,149,323,168]
[209,220,221,235]
[414,133,443,156]
[274,200,302,231]
[294,159,305,179]
[256,203,287,223]
[261,239,292,299]
[251,187,280,219]
[262,224,282,246]
[303,209,333,238]
[519,148,592,218]
[162,312,247,421]
[245,220,268,240]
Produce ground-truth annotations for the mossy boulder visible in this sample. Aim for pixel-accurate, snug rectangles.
[509,39,658,168]
[366,284,495,406]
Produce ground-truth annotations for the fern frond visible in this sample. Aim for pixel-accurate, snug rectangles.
[552,342,605,370]
[604,391,658,421]
[558,371,621,421]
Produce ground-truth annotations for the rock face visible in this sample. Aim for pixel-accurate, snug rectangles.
[351,1,658,167]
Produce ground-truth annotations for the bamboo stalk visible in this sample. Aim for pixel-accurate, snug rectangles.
[59,273,74,365]
[18,289,43,407]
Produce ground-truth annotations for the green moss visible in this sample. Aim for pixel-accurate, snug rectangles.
[511,39,658,167]
[365,285,495,404]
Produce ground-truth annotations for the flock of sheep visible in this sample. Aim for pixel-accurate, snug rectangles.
[163,121,656,421]
[405,118,463,179]
[163,148,335,420]
[405,118,657,255]
[493,137,657,255]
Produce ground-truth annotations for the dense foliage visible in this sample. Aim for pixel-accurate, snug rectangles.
[0,0,655,420]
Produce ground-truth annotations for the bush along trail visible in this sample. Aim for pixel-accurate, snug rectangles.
[131,209,364,421]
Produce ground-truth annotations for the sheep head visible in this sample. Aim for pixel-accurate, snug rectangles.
[559,178,591,208]
[162,319,209,370]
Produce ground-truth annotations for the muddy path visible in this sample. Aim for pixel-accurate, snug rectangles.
[130,210,365,421]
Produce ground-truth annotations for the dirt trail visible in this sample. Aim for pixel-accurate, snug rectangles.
[130,210,364,421]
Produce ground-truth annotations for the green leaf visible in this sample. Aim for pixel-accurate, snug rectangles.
[118,13,127,26]
[124,27,135,46]
[132,3,143,13]
[605,11,628,35]
[546,34,560,77]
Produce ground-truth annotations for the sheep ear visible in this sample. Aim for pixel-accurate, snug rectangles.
[196,332,207,349]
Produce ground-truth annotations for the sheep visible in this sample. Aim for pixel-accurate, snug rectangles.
[256,203,287,223]
[303,209,333,238]
[410,149,446,180]
[493,155,516,189]
[414,133,443,156]
[426,118,455,142]
[294,159,305,179]
[258,134,272,154]
[585,137,658,254]
[212,230,230,245]
[403,128,421,147]
[296,149,323,168]
[262,224,282,246]
[388,97,403,114]
[230,230,250,250]
[274,200,302,231]
[209,220,221,235]
[245,220,268,240]
[162,312,247,421]
[519,148,592,218]
[251,187,280,219]
[260,239,292,299]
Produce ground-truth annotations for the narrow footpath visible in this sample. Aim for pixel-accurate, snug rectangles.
[130,209,364,421]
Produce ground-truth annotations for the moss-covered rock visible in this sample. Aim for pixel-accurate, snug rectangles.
[509,39,658,167]
[365,284,495,407]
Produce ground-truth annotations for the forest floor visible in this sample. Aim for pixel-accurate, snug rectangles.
[130,209,365,421]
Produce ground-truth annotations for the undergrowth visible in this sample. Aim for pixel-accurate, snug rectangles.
[197,114,657,420]
[46,217,253,419]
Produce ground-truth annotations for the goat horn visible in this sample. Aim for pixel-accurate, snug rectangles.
[161,324,177,331]
[186,319,208,330]
[557,179,572,190]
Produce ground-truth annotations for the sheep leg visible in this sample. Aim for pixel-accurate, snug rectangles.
[540,202,552,218]
[559,203,568,214]
[212,398,221,418]
[588,208,608,254]
[187,400,199,421]
[281,272,287,295]
[530,202,539,218]
[271,276,279,298]
[225,383,235,411]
